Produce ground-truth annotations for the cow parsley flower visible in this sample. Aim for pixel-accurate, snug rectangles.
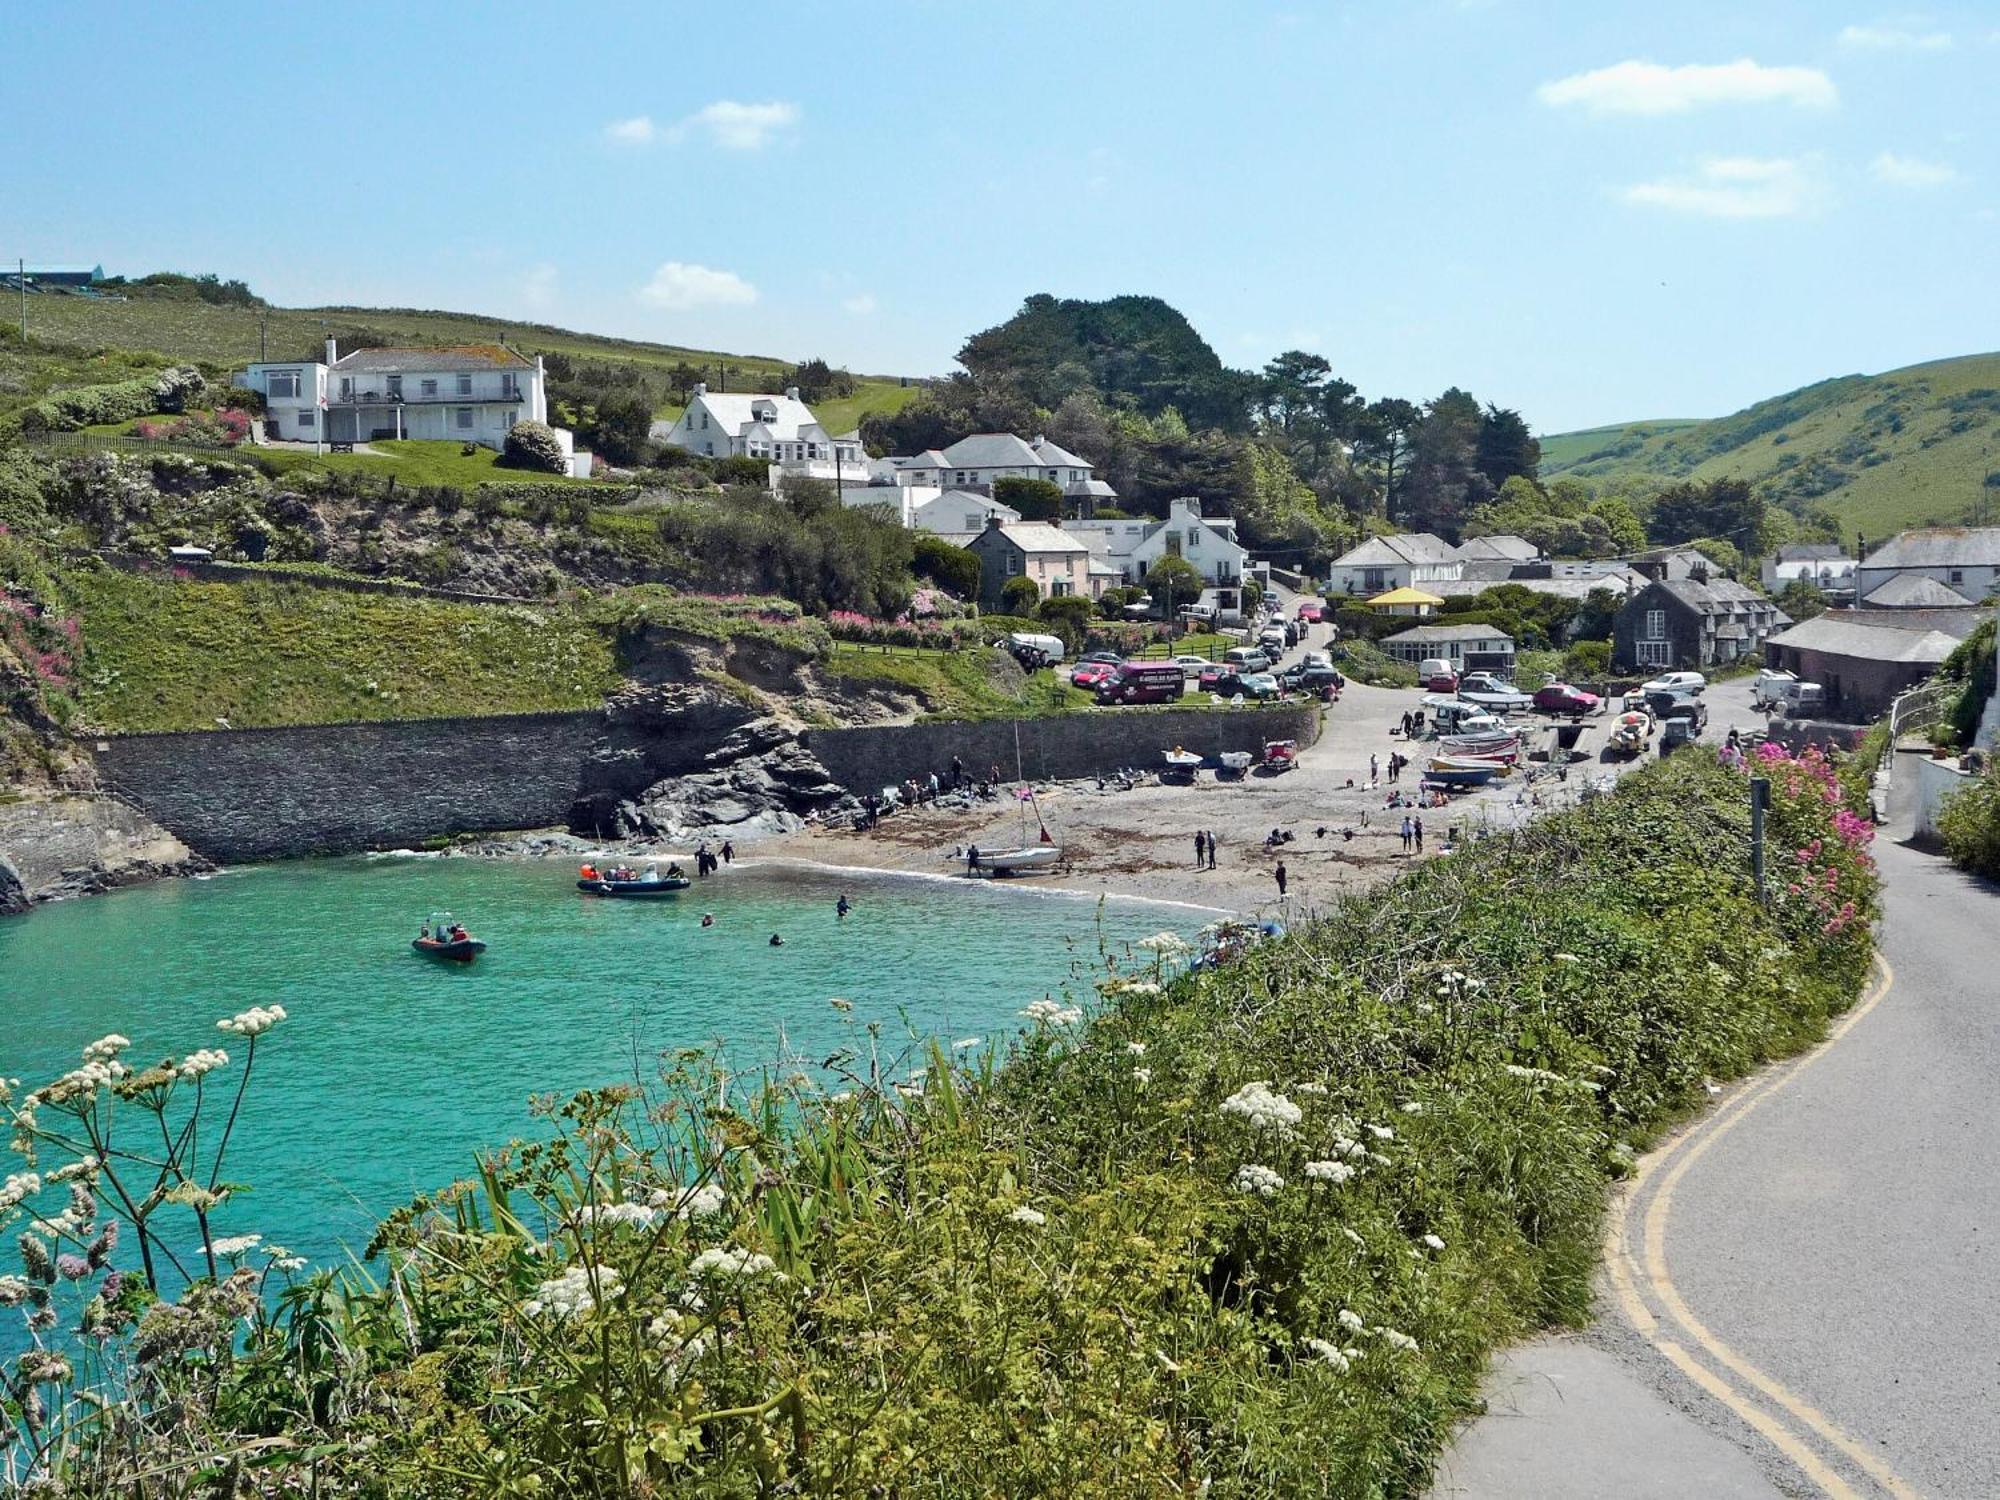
[0,1171,41,1210]
[1337,1308,1366,1332]
[1021,999,1083,1026]
[1377,1327,1420,1353]
[1366,1124,1394,1141]
[1304,1160,1355,1185]
[688,1247,780,1280]
[1136,931,1192,955]
[1422,1233,1446,1251]
[1340,1227,1364,1246]
[1132,1067,1152,1086]
[210,1234,262,1258]
[178,1048,229,1079]
[1232,1163,1284,1197]
[1303,1337,1350,1371]
[1007,1205,1047,1227]
[524,1265,622,1318]
[576,1202,659,1230]
[80,1035,131,1064]
[1220,1082,1302,1133]
[217,1005,287,1038]
[1126,1041,1148,1056]
[1295,1081,1330,1096]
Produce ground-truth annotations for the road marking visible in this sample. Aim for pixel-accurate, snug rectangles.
[1609,955,1922,1499]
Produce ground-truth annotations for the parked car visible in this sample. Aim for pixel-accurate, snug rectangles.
[1007,631,1067,665]
[1302,650,1332,670]
[1218,671,1280,701]
[1417,656,1459,692]
[1533,682,1601,715]
[1660,715,1704,753]
[1069,659,1119,690]
[1754,670,1824,715]
[1180,603,1217,626]
[1258,626,1289,655]
[1780,683,1826,717]
[1080,650,1123,665]
[1295,601,1324,623]
[1279,663,1345,694]
[1640,670,1707,698]
[1198,663,1239,693]
[1172,653,1212,678]
[1431,701,1507,736]
[1224,646,1273,673]
[1095,661,1187,705]
[1456,672,1534,711]
[1655,694,1708,730]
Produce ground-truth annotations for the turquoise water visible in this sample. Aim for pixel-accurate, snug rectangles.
[0,856,1196,1268]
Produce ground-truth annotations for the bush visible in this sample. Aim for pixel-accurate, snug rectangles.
[994,475,1064,521]
[17,375,163,436]
[221,384,267,416]
[151,364,208,414]
[1036,593,1098,650]
[912,534,980,598]
[1561,639,1611,680]
[498,420,570,475]
[713,455,771,487]
[1938,768,2000,877]
[1000,574,1041,613]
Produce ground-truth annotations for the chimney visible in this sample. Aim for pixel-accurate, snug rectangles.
[692,381,707,397]
[324,336,338,365]
[985,515,1005,532]
[784,385,801,402]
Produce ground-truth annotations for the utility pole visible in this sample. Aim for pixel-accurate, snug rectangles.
[1750,775,1770,905]
[259,315,268,362]
[18,259,25,341]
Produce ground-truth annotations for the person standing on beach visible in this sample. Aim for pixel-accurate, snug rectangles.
[1194,830,1207,867]
[1414,816,1425,853]
[951,754,965,789]
[1400,815,1413,852]
[1206,831,1218,869]
[966,843,981,874]
[1274,860,1288,897]
[1369,754,1379,787]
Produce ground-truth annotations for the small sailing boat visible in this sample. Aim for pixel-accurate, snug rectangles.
[974,724,1063,875]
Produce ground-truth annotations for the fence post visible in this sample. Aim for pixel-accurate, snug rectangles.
[1750,775,1770,905]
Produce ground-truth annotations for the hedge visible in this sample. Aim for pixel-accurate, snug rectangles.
[16,374,166,437]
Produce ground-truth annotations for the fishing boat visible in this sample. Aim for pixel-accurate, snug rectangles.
[1218,750,1254,776]
[1162,747,1204,774]
[1262,739,1299,772]
[1438,732,1520,763]
[1431,753,1512,775]
[1422,762,1500,790]
[413,910,485,962]
[972,723,1064,876]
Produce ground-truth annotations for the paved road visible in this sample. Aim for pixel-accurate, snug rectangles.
[1438,748,2000,1499]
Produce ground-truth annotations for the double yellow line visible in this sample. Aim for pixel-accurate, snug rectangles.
[1602,954,1921,1500]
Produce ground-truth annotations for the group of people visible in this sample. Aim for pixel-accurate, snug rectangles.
[1367,752,1415,787]
[419,920,472,944]
[579,862,677,884]
[1399,815,1427,854]
[1192,829,1222,869]
[1397,710,1429,738]
[691,841,732,878]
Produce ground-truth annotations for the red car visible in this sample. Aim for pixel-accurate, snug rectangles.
[1295,601,1324,623]
[1533,682,1601,715]
[1197,663,1239,693]
[1069,660,1119,690]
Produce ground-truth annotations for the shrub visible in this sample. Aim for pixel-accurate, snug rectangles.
[1562,639,1612,680]
[1938,768,2000,877]
[498,420,570,475]
[994,475,1063,521]
[1000,574,1041,613]
[912,534,980,598]
[221,384,267,416]
[17,375,163,436]
[151,364,208,414]
[713,455,771,487]
[1036,593,1097,650]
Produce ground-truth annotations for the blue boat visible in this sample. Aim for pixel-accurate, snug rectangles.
[1422,763,1499,790]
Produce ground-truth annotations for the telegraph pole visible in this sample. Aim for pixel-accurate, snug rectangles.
[18,259,25,341]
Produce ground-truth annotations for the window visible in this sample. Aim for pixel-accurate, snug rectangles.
[1052,578,1073,597]
[956,472,969,485]
[267,370,301,399]
[386,375,402,399]
[1007,555,1023,575]
[700,413,709,430]
[456,374,473,396]
[1636,641,1671,667]
[297,410,315,429]
[1363,568,1386,591]
[501,375,519,399]
[1950,569,1964,584]
[1644,609,1667,640]
[421,378,437,397]
[455,408,474,430]
[339,377,353,397]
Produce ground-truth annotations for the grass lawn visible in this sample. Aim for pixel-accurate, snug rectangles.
[63,564,619,732]
[255,439,590,487]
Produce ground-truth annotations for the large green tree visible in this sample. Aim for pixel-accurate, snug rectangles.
[993,476,1063,522]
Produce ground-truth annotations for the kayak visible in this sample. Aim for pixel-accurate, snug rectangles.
[413,936,485,962]
[578,878,691,897]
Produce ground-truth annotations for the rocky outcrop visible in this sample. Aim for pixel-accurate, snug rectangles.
[590,715,855,843]
[0,795,211,913]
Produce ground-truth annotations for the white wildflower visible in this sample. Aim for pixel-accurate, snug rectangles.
[48,1159,99,1184]
[524,1265,622,1318]
[829,1091,854,1104]
[269,1256,307,1273]
[1302,1337,1350,1371]
[1377,1327,1420,1353]
[1340,1227,1364,1246]
[1554,953,1581,963]
[1342,1344,1366,1361]
[1295,1081,1330,1096]
[1132,1067,1152,1086]
[1232,1163,1285,1197]
[1332,1136,1366,1160]
[210,1233,263,1257]
[1115,980,1163,997]
[1304,1160,1355,1185]
[1220,1082,1302,1134]
[688,1247,780,1281]
[80,1034,131,1064]
[1366,1124,1394,1141]
[1136,931,1192,955]
[1021,999,1084,1027]
[648,1181,728,1220]
[1337,1308,1366,1332]
[576,1202,659,1230]
[1154,1348,1182,1373]
[1400,1102,1423,1115]
[217,1005,287,1038]
[1126,1041,1148,1057]
[1422,1233,1445,1251]
[1006,1205,1047,1227]
[178,1048,229,1079]
[1505,1063,1562,1083]
[0,1172,42,1210]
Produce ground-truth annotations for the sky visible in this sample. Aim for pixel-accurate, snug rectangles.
[6,1,1996,432]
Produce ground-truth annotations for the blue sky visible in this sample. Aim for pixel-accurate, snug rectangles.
[7,1,1995,431]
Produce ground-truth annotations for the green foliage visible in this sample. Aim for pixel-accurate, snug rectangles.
[1648,477,1772,555]
[1035,593,1098,649]
[1774,579,1830,622]
[787,356,857,403]
[1938,767,2000,878]
[650,494,916,617]
[1145,553,1202,607]
[826,642,1090,718]
[911,534,980,598]
[498,419,570,475]
[1939,617,1996,747]
[1562,638,1612,680]
[999,574,1041,613]
[992,475,1063,521]
[14,374,167,437]
[0,755,1878,1495]
[712,454,769,486]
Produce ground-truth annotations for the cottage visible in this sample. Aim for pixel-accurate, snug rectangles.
[236,339,589,472]
[1855,528,2000,604]
[1613,576,1783,671]
[964,519,1096,610]
[1762,542,1857,592]
[1861,574,1975,608]
[1066,496,1247,587]
[657,383,865,482]
[1326,534,1461,596]
[888,433,1115,511]
[1763,607,1989,720]
[1379,623,1516,675]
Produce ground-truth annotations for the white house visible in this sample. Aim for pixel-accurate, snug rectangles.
[237,340,589,472]
[832,484,1023,536]
[889,433,1116,510]
[1379,622,1517,673]
[1855,528,2000,604]
[1762,541,1857,592]
[1326,533,1464,596]
[1066,496,1247,587]
[657,383,867,481]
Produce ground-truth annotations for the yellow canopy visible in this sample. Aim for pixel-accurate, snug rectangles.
[1364,586,1445,608]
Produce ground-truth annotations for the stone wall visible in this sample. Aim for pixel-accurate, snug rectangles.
[803,705,1321,794]
[92,713,602,862]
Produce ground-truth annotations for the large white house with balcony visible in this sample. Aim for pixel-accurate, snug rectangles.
[236,340,588,471]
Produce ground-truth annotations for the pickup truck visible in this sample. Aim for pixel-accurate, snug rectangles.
[1456,673,1534,711]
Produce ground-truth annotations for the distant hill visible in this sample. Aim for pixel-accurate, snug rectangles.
[11,291,922,434]
[1540,352,2000,540]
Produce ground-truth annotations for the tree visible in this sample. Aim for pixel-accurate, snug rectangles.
[787,358,856,404]
[1775,579,1830,622]
[999,575,1041,614]
[993,476,1063,522]
[1036,594,1097,649]
[498,421,569,475]
[1474,404,1540,488]
[913,535,980,597]
[1648,478,1770,555]
[577,391,655,466]
[1356,398,1419,518]
[779,475,838,518]
[1145,555,1203,616]
[1590,496,1647,555]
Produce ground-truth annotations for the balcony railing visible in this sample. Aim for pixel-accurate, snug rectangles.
[327,388,525,406]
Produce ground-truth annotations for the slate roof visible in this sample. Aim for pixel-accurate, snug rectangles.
[1431,577,1634,601]
[1334,533,1459,567]
[1777,542,1851,562]
[912,489,1019,522]
[1455,534,1540,563]
[1653,577,1777,615]
[1862,527,2000,570]
[979,522,1089,555]
[1381,623,1517,645]
[329,344,533,372]
[938,433,1045,468]
[1031,435,1091,468]
[1768,615,1963,664]
[1863,574,1974,608]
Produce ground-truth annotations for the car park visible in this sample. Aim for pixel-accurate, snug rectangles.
[1279,663,1345,693]
[1640,670,1707,697]
[1533,682,1600,715]
[1225,646,1273,673]
[1172,653,1212,678]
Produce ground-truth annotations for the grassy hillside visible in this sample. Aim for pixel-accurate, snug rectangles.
[15,293,923,428]
[1541,352,2000,537]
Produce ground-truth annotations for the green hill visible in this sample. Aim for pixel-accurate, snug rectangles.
[12,291,921,431]
[1541,352,2000,538]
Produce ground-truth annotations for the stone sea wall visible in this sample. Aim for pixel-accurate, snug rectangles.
[90,704,1322,863]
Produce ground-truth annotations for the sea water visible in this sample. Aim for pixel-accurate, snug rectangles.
[0,856,1199,1267]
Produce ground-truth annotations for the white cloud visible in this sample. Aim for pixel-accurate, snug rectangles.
[604,115,658,145]
[841,293,878,316]
[638,262,759,311]
[1838,23,1953,51]
[519,263,558,311]
[672,101,800,151]
[1538,59,1837,115]
[1621,157,1825,219]
[1871,151,1959,187]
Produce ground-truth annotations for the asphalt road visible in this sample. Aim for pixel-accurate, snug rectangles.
[1439,744,2000,1499]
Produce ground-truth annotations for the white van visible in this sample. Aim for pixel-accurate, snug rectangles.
[1007,631,1067,664]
